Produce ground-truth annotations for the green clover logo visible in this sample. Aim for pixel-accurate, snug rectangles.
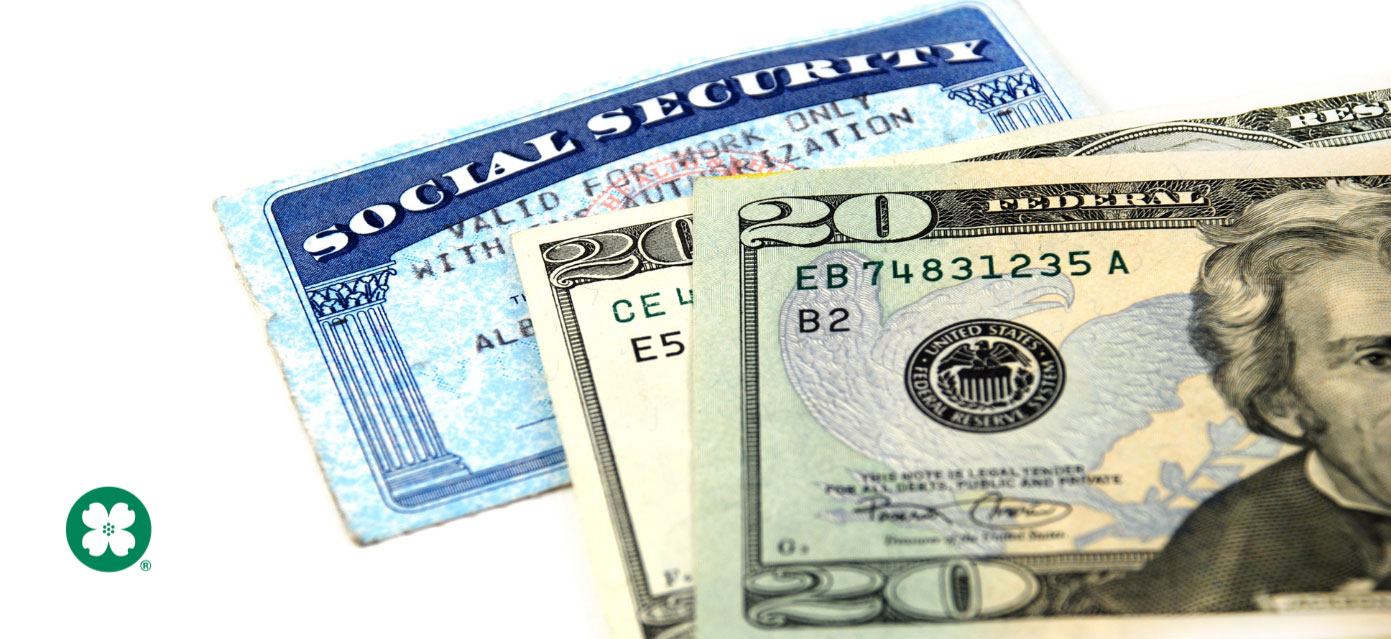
[66,487,150,572]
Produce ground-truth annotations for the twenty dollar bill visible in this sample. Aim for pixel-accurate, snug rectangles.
[691,148,1391,637]
[518,82,1391,636]
[865,74,1391,164]
[515,204,700,639]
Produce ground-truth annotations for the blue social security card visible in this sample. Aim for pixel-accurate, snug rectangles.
[216,0,1094,542]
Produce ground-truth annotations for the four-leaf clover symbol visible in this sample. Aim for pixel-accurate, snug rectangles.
[81,502,137,557]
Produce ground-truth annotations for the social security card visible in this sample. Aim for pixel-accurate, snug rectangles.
[215,0,1094,542]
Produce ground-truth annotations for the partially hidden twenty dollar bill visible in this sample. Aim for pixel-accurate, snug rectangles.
[515,83,1391,636]
[691,147,1391,638]
[515,203,701,639]
[213,0,1092,541]
[861,74,1391,165]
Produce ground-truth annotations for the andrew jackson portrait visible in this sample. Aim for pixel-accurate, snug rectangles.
[1066,181,1391,613]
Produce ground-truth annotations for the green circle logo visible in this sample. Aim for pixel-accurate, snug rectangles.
[66,487,150,572]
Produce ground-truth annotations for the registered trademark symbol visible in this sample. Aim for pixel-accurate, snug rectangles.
[140,559,151,571]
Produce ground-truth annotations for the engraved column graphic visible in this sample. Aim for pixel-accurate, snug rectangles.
[945,67,1063,133]
[304,262,474,509]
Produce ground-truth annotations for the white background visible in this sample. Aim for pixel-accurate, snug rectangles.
[3,1,1387,635]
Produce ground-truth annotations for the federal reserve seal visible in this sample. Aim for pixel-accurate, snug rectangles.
[905,319,1064,433]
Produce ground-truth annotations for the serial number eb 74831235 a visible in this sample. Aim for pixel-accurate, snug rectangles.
[795,250,1131,290]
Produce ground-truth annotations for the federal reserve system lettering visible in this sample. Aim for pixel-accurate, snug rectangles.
[692,148,1391,637]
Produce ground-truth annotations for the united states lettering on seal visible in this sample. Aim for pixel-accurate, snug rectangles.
[213,0,1093,541]
[691,147,1391,638]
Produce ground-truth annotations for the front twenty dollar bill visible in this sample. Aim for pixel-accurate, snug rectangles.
[515,82,1391,635]
[213,0,1092,541]
[692,148,1391,637]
